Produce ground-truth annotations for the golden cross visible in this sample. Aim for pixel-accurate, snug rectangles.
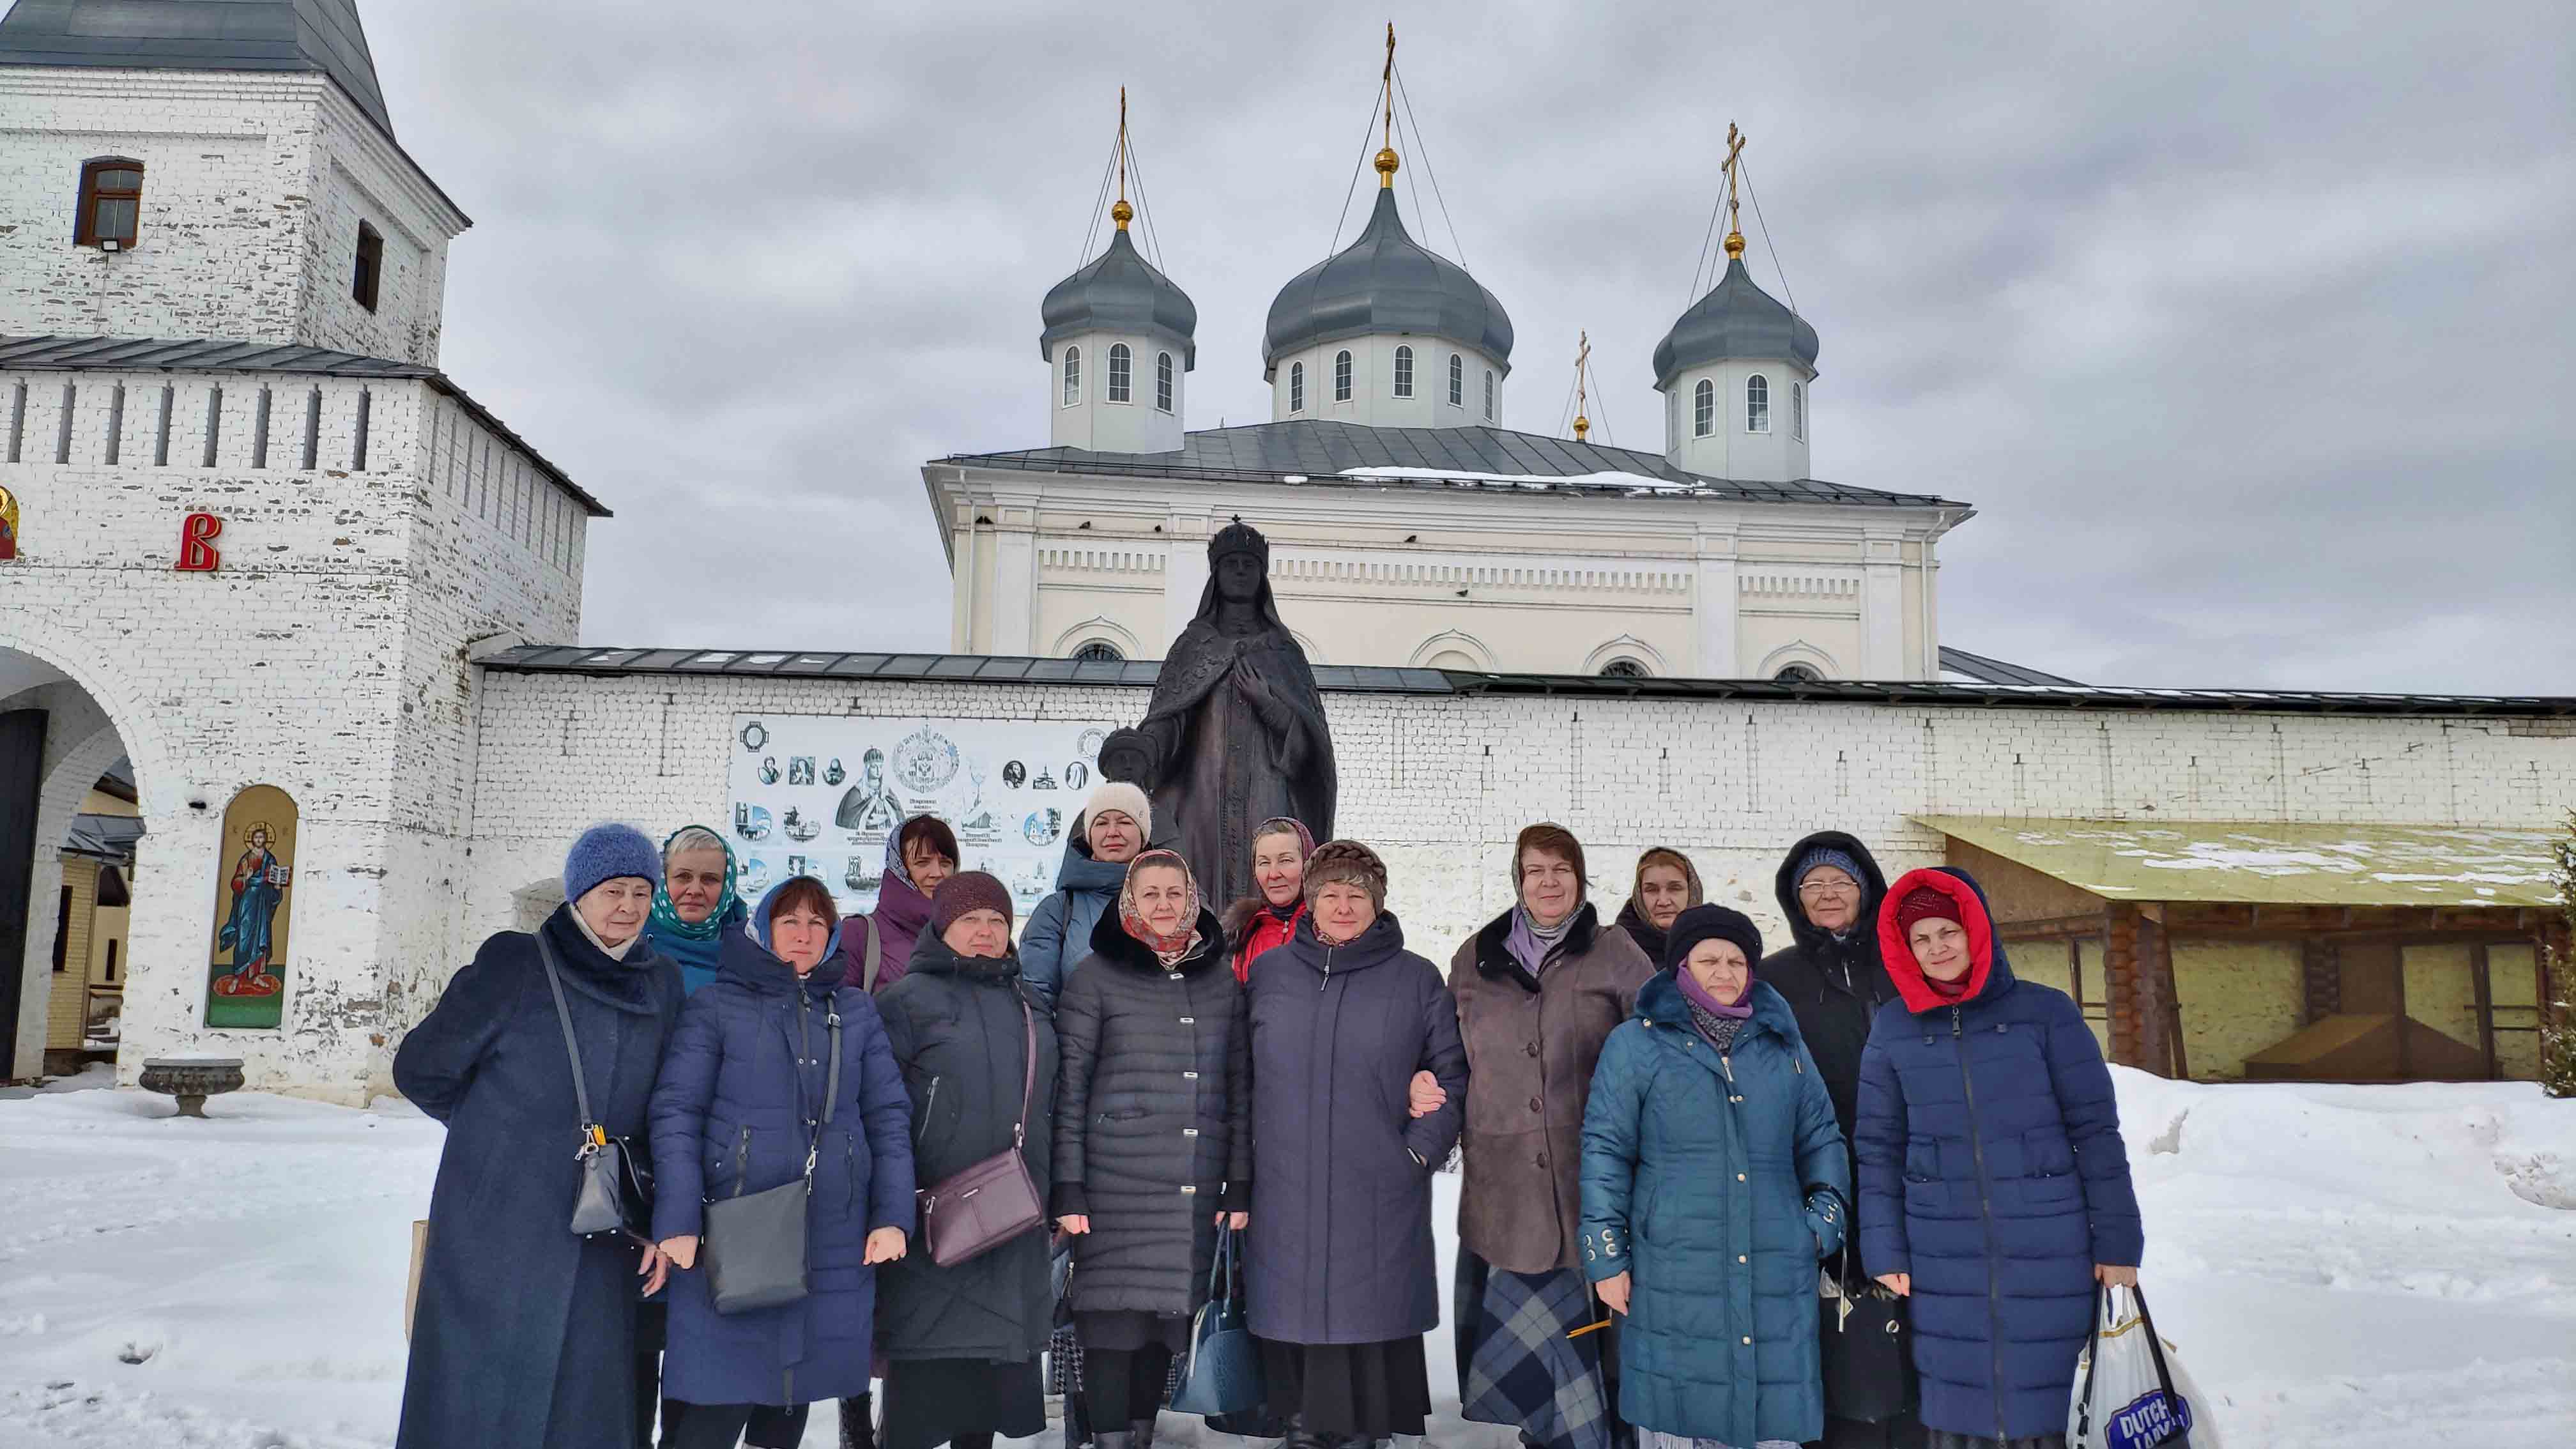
[1112,88,1133,231]
[1573,330,1593,441]
[1722,122,1747,259]
[1383,24,1397,150]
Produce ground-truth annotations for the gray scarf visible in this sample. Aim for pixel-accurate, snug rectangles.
[1505,905,1578,979]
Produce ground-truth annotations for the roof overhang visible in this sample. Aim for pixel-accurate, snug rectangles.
[1913,815,2565,910]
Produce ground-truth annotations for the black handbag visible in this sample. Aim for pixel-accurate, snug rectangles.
[536,931,654,1241]
[1817,1188,1915,1423]
[703,1002,842,1315]
[1170,1224,1265,1416]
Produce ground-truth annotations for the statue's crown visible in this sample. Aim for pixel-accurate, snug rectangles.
[1209,518,1269,567]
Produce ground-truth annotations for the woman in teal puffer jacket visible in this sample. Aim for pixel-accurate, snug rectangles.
[1581,905,1851,1449]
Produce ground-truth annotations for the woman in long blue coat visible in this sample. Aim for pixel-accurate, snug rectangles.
[650,875,917,1448]
[1854,868,2143,1449]
[1581,905,1850,1449]
[395,824,684,1449]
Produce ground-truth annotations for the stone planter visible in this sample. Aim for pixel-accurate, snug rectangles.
[138,1057,246,1118]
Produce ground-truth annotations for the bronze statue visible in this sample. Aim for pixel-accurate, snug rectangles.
[1099,520,1335,909]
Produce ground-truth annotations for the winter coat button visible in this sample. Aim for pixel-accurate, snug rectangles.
[1526,1041,1540,1057]
[1184,1071,1200,1080]
[1529,1096,1544,1112]
[1736,1173,1747,1182]
[1741,1336,1752,1346]
[1738,1254,1747,1263]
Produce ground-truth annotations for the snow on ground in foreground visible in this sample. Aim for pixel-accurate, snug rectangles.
[1,1068,2570,1448]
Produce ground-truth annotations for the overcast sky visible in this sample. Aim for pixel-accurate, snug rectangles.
[364,1,2573,694]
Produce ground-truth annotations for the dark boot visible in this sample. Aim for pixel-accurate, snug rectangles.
[1094,1432,1135,1449]
[838,1396,875,1449]
[1283,1414,1330,1449]
[1130,1416,1157,1449]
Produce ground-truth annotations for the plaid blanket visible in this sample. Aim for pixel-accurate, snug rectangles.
[1457,1252,1614,1449]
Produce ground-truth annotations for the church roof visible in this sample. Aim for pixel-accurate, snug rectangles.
[1039,227,1197,369]
[940,418,1959,509]
[476,645,2576,719]
[0,334,608,515]
[1264,188,1513,378]
[1652,257,1820,388]
[0,0,394,139]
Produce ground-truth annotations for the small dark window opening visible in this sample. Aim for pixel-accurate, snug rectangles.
[75,159,143,248]
[1072,641,1124,663]
[1598,659,1648,678]
[353,222,384,311]
[1775,663,1825,682]
[104,940,121,983]
[51,885,73,971]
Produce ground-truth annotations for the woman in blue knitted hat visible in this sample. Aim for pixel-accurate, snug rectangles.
[395,822,687,1449]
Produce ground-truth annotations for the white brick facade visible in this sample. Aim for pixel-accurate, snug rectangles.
[1,364,590,1096]
[0,69,461,364]
[457,670,2576,995]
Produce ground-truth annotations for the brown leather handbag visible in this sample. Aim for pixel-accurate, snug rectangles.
[914,999,1045,1267]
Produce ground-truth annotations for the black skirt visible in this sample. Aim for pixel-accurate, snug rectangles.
[1078,1308,1192,1354]
[1258,1336,1432,1437]
[878,1357,1046,1449]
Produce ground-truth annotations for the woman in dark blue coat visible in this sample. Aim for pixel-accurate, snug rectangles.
[395,824,684,1449]
[650,875,917,1449]
[1855,869,2143,1449]
[1246,840,1467,1447]
[1580,905,1850,1449]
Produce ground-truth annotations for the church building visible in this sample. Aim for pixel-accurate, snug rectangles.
[931,108,1960,682]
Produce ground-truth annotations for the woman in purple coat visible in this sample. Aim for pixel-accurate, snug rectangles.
[1245,841,1468,1449]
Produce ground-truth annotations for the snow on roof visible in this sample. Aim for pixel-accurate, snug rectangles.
[1913,816,2565,909]
[1338,464,1702,496]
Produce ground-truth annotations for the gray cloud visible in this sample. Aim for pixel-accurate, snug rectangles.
[364,0,2574,693]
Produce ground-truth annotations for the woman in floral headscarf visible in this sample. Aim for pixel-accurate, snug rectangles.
[1052,850,1252,1449]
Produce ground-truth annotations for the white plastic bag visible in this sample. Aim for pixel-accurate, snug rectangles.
[2068,1284,2219,1449]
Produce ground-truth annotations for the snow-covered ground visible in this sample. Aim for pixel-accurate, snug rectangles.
[2,1066,2570,1448]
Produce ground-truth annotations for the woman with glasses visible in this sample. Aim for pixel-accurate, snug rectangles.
[1761,834,1918,1448]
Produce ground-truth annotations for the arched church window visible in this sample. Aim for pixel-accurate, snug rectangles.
[1483,369,1496,421]
[75,157,143,248]
[1598,658,1648,678]
[1394,346,1414,397]
[1693,379,1714,438]
[1072,640,1124,663]
[1745,374,1770,433]
[1448,353,1464,407]
[1156,351,1174,413]
[1108,343,1132,403]
[1792,381,1805,441]
[1063,346,1082,406]
[1334,350,1353,403]
[1774,663,1823,682]
[1289,361,1305,413]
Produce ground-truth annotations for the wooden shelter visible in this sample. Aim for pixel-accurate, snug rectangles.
[1913,817,2564,1083]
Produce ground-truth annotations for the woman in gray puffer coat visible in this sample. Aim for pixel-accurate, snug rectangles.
[1054,850,1252,1449]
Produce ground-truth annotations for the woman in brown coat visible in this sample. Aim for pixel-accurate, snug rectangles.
[1448,823,1655,1449]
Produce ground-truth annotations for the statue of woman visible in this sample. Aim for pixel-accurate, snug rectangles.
[1105,521,1334,910]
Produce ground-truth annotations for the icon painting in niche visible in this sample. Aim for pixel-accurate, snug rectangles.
[205,784,298,1029]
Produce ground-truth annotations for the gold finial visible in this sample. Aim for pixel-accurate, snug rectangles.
[1572,330,1592,441]
[1721,122,1747,259]
[1112,87,1133,231]
[1377,23,1400,188]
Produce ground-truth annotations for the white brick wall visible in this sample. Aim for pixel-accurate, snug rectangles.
[0,70,463,364]
[1,367,586,1100]
[458,672,2576,991]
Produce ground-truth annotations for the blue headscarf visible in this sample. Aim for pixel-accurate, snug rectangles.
[643,824,748,995]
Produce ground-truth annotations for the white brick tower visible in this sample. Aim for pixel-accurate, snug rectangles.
[0,0,602,1100]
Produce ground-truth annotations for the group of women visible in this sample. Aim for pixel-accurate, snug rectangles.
[394,779,2143,1449]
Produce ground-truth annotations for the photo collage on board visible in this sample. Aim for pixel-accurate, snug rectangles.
[728,715,1117,920]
